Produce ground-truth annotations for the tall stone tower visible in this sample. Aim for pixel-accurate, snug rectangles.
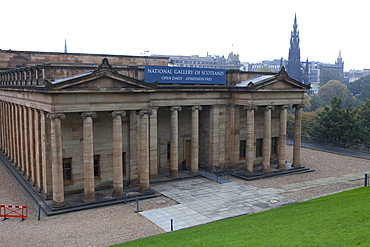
[286,14,303,82]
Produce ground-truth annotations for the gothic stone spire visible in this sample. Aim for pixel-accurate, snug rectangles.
[286,13,303,82]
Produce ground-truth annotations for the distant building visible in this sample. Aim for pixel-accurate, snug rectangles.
[345,69,370,83]
[156,52,241,70]
[245,59,287,72]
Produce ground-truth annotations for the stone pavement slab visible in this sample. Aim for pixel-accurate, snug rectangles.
[140,179,295,232]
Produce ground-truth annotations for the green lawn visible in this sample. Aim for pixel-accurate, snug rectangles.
[116,187,370,247]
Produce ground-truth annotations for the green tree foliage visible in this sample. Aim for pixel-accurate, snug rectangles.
[357,99,370,144]
[303,93,312,112]
[310,94,325,111]
[319,67,342,86]
[312,97,363,147]
[348,75,370,101]
[318,80,352,107]
[287,111,317,138]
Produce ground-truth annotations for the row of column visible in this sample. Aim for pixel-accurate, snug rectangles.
[0,66,44,86]
[49,105,203,207]
[0,101,47,193]
[244,104,304,175]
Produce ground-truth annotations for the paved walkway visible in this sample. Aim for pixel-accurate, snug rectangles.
[141,170,369,232]
[140,179,295,231]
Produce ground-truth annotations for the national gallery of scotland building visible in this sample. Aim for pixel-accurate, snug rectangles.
[0,50,309,209]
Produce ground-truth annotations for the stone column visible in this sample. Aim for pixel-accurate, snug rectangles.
[29,107,36,184]
[190,105,202,174]
[19,105,25,172]
[111,110,126,198]
[129,110,139,186]
[169,106,181,178]
[24,106,30,178]
[277,105,289,169]
[34,109,41,191]
[40,111,47,193]
[262,106,274,172]
[293,104,304,167]
[149,107,158,180]
[0,101,3,152]
[10,103,15,162]
[4,103,9,157]
[81,112,97,202]
[48,112,66,207]
[244,105,258,175]
[137,109,152,192]
[15,105,21,168]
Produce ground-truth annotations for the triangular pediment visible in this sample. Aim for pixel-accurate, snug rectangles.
[46,58,156,91]
[238,67,310,91]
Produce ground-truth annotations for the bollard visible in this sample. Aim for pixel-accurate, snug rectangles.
[365,173,368,187]
[171,219,174,231]
[124,192,127,205]
[37,204,41,220]
[133,197,143,213]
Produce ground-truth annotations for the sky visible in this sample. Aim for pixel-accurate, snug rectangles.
[1,0,369,71]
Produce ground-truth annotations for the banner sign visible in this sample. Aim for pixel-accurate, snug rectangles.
[145,66,226,84]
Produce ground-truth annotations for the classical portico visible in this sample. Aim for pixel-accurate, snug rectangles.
[0,58,310,209]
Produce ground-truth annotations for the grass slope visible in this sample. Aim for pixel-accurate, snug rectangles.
[116,187,370,247]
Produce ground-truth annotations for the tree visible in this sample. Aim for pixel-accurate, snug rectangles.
[303,93,312,112]
[312,97,363,147]
[357,99,370,144]
[310,94,325,111]
[318,80,352,107]
[319,67,342,86]
[348,75,370,101]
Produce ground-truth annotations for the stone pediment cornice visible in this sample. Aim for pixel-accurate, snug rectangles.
[45,58,156,91]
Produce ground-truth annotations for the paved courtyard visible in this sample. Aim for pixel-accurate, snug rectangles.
[141,179,294,231]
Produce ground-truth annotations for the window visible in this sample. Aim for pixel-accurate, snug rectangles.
[167,142,171,160]
[271,137,278,154]
[256,138,263,157]
[122,152,126,174]
[62,158,72,182]
[94,155,100,179]
[239,140,246,159]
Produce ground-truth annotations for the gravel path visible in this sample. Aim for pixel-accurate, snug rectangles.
[1,146,369,246]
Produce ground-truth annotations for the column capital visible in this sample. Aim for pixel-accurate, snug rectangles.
[189,105,202,111]
[264,105,275,111]
[168,106,182,112]
[244,105,258,111]
[281,104,290,110]
[111,110,126,118]
[47,112,66,120]
[135,109,153,116]
[81,111,97,119]
[293,104,305,109]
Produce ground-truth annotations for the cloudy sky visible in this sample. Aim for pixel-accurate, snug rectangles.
[1,0,369,71]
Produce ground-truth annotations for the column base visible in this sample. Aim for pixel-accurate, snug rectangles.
[168,170,178,179]
[139,187,151,193]
[189,171,200,176]
[244,170,254,176]
[82,195,97,203]
[292,164,301,168]
[52,200,66,208]
[111,191,124,198]
[261,168,271,173]
[277,161,286,170]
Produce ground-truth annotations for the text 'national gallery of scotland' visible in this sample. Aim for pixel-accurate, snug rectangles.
[0,50,309,210]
